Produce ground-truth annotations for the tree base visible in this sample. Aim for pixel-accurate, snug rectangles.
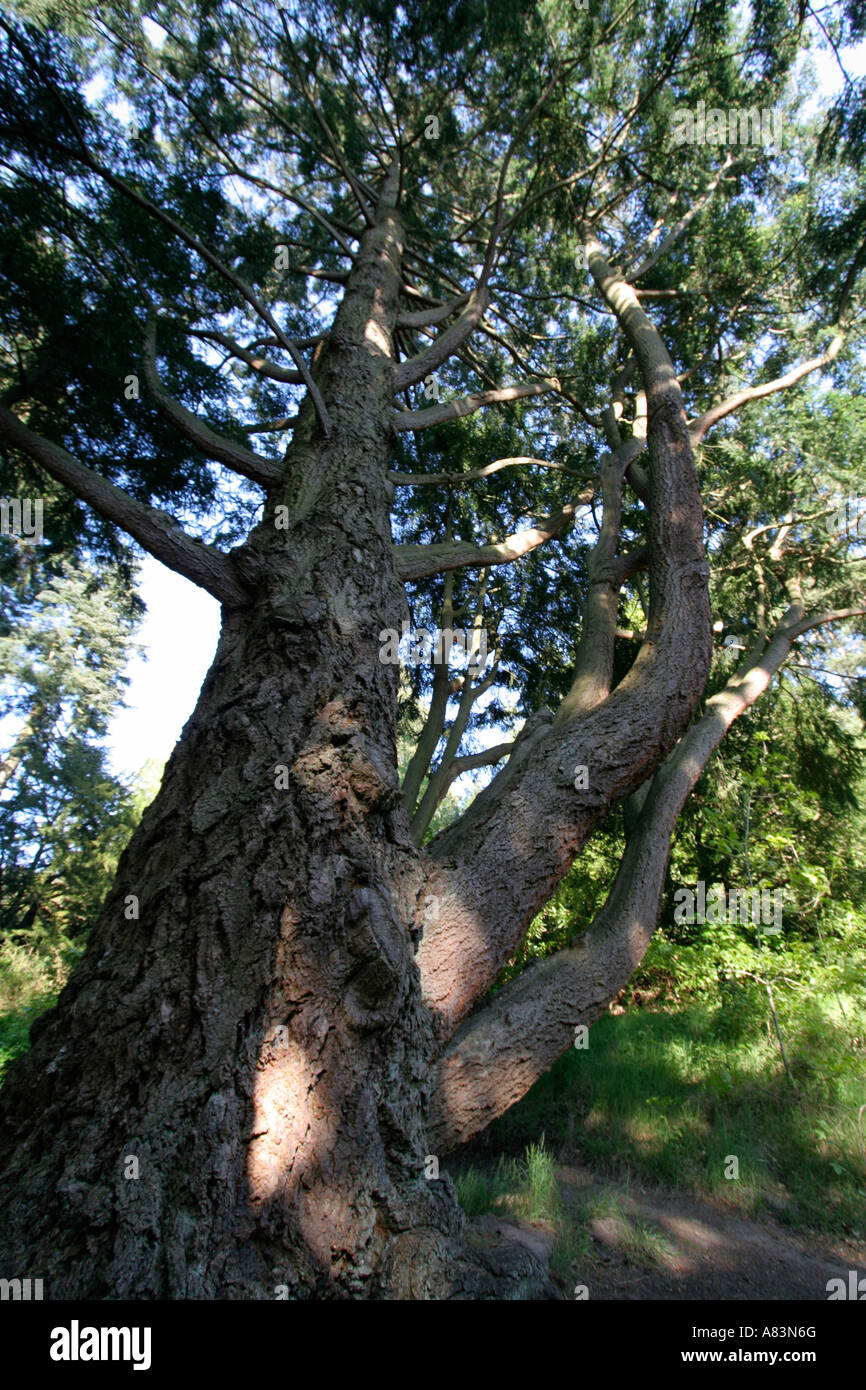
[378,1221,562,1300]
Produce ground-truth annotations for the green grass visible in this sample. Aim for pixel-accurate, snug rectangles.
[452,1137,588,1281]
[0,934,74,1085]
[472,983,866,1241]
[454,1139,560,1221]
[5,914,866,1258]
[577,1182,677,1267]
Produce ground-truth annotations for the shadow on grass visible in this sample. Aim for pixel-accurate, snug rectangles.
[452,997,866,1242]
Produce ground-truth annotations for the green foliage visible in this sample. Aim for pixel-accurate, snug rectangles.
[483,915,866,1239]
[453,1137,561,1222]
[0,0,863,1258]
[452,1136,585,1281]
[0,929,73,1086]
[0,560,153,940]
[495,812,624,985]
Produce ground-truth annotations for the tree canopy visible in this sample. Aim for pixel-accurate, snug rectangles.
[0,0,865,1303]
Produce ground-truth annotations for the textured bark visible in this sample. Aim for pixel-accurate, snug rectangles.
[0,178,549,1301]
[0,188,724,1303]
[0,405,250,608]
[427,603,820,1153]
[413,241,713,1040]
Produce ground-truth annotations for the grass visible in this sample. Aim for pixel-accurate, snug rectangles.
[462,982,866,1243]
[4,916,865,1264]
[0,933,76,1085]
[577,1182,678,1268]
[454,1139,559,1221]
[452,1137,588,1280]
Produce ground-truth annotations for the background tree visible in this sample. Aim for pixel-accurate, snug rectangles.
[0,561,143,938]
[0,0,863,1298]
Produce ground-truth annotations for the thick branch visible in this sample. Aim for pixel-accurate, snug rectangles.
[392,290,490,391]
[396,294,470,328]
[428,603,866,1152]
[413,237,713,1039]
[448,743,513,776]
[0,406,250,607]
[394,490,593,582]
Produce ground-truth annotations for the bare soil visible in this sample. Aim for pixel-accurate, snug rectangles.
[472,1163,866,1301]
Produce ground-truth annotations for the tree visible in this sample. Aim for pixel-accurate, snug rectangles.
[0,560,144,941]
[0,0,863,1298]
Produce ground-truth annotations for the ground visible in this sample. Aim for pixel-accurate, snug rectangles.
[456,1158,866,1301]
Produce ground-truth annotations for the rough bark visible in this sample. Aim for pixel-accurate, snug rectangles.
[413,239,713,1040]
[0,175,555,1301]
[0,191,735,1304]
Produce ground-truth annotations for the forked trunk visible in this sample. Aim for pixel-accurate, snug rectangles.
[0,176,713,1305]
[0,182,557,1299]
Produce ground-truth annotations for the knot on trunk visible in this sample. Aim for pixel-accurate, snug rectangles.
[342,885,409,1033]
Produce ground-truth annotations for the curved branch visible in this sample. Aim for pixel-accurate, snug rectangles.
[392,290,490,391]
[688,331,845,444]
[394,490,593,581]
[413,237,713,1039]
[428,601,866,1153]
[188,330,304,385]
[389,456,589,487]
[396,294,470,328]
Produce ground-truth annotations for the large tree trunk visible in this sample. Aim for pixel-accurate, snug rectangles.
[0,572,551,1298]
[0,174,558,1302]
[0,191,713,1303]
[0,595,432,1296]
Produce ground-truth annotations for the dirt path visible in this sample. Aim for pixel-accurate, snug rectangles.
[482,1164,866,1300]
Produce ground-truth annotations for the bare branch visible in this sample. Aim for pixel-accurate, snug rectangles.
[689,331,845,444]
[143,318,283,488]
[412,238,712,1039]
[188,330,304,385]
[389,455,590,487]
[392,381,557,432]
[396,294,470,328]
[448,743,513,776]
[428,597,866,1151]
[394,489,593,581]
[392,290,490,391]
